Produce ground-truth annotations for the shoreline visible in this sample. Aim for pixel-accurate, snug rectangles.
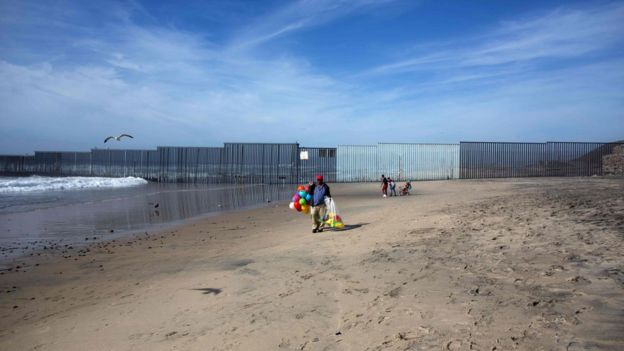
[0,181,294,266]
[1,178,623,350]
[0,198,289,269]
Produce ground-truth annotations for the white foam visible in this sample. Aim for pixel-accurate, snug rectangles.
[0,176,148,193]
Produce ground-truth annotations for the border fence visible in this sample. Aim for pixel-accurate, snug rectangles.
[337,144,459,182]
[459,142,623,178]
[0,141,621,183]
[298,147,337,184]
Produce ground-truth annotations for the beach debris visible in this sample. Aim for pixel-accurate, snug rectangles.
[335,331,342,336]
[104,134,133,143]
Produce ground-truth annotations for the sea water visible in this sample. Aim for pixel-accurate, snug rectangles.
[0,175,148,193]
[0,176,292,261]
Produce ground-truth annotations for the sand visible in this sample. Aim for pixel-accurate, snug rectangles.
[1,178,623,350]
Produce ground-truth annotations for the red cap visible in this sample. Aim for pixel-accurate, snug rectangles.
[316,175,324,181]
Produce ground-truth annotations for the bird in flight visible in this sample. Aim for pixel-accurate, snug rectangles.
[104,134,134,143]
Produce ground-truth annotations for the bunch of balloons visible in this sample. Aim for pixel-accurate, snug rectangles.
[289,185,312,214]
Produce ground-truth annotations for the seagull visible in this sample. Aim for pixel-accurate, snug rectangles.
[104,134,134,143]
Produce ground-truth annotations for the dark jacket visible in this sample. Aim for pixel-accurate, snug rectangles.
[310,183,331,207]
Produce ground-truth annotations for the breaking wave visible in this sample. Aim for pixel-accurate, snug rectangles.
[0,176,148,193]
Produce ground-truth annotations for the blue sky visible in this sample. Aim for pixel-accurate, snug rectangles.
[0,0,623,153]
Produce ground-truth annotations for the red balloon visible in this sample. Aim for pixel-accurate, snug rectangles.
[304,185,310,193]
[294,202,302,211]
[297,185,305,191]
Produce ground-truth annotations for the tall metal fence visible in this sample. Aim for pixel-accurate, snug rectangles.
[377,143,459,181]
[0,155,35,174]
[1,141,622,183]
[297,147,337,183]
[60,152,92,176]
[459,142,624,179]
[90,149,160,179]
[221,143,299,184]
[337,145,378,182]
[158,147,220,183]
[337,143,459,182]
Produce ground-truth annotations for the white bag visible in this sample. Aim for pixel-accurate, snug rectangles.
[324,197,337,214]
[323,197,344,228]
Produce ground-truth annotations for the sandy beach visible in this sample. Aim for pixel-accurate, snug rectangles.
[1,178,623,350]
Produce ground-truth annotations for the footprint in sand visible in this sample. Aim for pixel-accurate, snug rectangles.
[446,339,463,350]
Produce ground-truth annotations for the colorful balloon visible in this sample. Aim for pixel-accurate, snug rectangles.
[294,194,301,202]
[304,185,310,193]
[289,202,295,210]
[299,191,306,198]
[305,194,312,202]
[294,202,302,211]
[299,198,306,206]
[297,185,304,191]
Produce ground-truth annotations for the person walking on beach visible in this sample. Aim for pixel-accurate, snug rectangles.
[389,177,397,197]
[381,174,388,198]
[310,175,331,233]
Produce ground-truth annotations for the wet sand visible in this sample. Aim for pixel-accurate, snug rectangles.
[1,178,623,350]
[0,183,293,263]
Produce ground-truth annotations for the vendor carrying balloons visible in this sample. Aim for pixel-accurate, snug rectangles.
[309,175,331,233]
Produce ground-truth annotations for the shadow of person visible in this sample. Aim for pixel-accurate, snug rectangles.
[193,288,222,295]
[332,223,369,232]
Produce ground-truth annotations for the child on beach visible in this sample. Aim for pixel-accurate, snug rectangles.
[389,177,397,196]
[381,175,388,197]
[400,181,412,196]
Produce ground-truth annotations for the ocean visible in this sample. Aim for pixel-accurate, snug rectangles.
[0,176,293,262]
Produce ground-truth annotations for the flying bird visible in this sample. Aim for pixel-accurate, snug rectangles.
[104,134,134,143]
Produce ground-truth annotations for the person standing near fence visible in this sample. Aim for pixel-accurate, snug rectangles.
[310,175,331,233]
[389,177,397,196]
[381,174,388,197]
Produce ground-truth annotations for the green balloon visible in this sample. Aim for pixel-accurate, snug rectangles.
[299,198,306,205]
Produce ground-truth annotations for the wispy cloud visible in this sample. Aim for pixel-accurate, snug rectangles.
[229,0,398,50]
[366,2,624,76]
